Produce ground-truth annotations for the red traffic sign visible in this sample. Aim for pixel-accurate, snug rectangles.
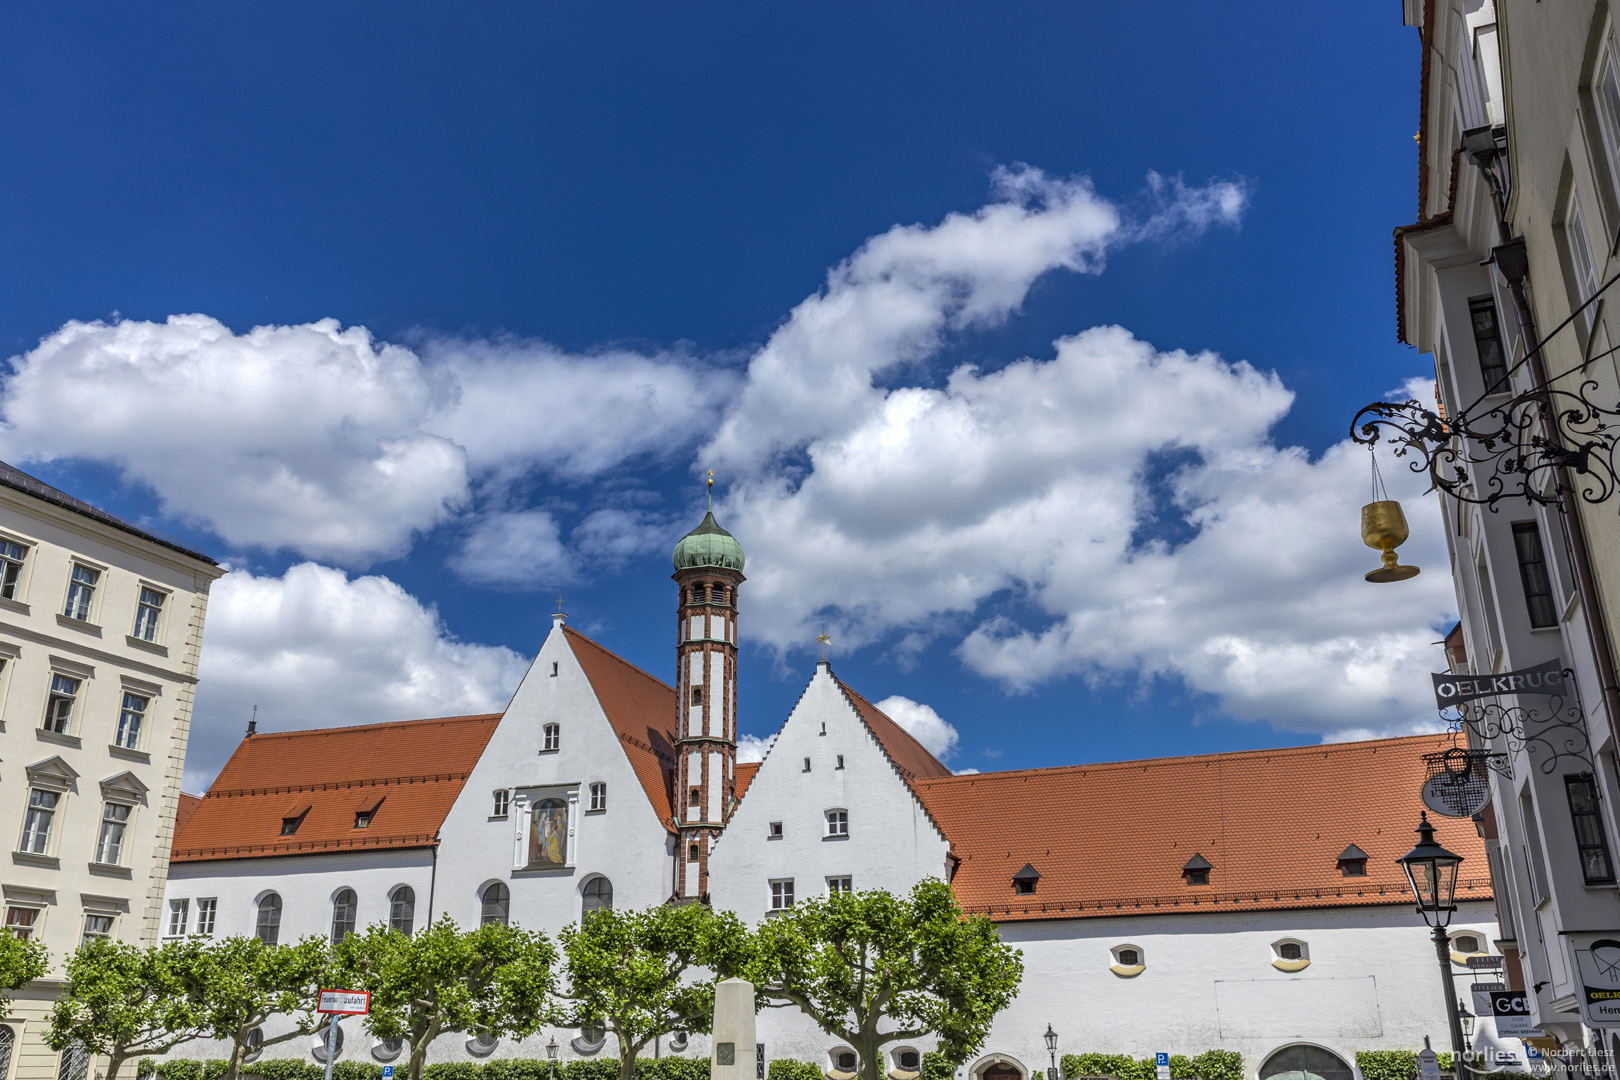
[317,989,370,1015]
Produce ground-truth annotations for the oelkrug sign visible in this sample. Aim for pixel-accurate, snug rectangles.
[1431,659,1565,709]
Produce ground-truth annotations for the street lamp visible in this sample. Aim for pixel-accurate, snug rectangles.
[1457,1002,1476,1040]
[1397,813,1468,1069]
[547,1037,559,1080]
[1044,1025,1058,1080]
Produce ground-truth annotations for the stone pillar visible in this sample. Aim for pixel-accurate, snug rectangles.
[711,978,758,1080]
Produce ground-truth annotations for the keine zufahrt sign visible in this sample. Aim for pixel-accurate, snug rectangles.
[317,990,370,1015]
[1432,659,1565,709]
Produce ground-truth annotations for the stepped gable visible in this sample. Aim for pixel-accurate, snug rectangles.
[171,713,499,863]
[564,626,680,831]
[735,761,760,800]
[913,732,1492,922]
[834,680,954,782]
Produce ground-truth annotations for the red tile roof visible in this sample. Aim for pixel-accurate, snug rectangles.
[565,627,679,831]
[913,732,1491,922]
[174,792,202,836]
[735,761,760,800]
[171,714,499,863]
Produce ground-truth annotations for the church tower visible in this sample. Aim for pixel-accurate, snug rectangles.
[670,491,745,901]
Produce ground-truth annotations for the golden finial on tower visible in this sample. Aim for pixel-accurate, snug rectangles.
[817,631,832,661]
[707,469,714,511]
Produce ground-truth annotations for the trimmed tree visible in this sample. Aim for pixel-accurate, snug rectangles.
[46,937,211,1080]
[555,902,751,1080]
[747,879,1023,1080]
[184,935,332,1080]
[333,915,556,1080]
[0,931,47,1017]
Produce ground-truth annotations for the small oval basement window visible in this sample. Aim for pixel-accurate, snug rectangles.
[1454,934,1480,953]
[1279,942,1302,961]
[837,1053,858,1071]
[1118,948,1140,966]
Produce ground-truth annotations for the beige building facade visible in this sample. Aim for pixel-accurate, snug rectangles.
[0,462,223,1080]
[1392,0,1620,1061]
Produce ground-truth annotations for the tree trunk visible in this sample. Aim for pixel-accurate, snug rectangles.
[617,1029,639,1080]
[105,1053,127,1080]
[409,1026,433,1080]
[223,1031,247,1080]
[855,1025,883,1080]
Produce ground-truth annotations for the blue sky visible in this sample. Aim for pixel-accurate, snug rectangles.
[0,4,1458,788]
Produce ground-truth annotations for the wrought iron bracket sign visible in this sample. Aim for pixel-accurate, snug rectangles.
[1351,382,1620,513]
[1431,658,1594,774]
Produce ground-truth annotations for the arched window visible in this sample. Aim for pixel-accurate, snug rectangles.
[243,1028,264,1064]
[1258,1046,1353,1080]
[481,882,509,926]
[0,1025,15,1080]
[312,1023,345,1063]
[389,886,415,936]
[256,893,281,945]
[330,889,356,943]
[582,876,613,919]
[371,1037,403,1063]
[55,1043,88,1080]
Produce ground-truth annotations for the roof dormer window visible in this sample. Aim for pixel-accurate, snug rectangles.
[280,805,310,837]
[354,796,383,829]
[1337,844,1369,877]
[1182,854,1212,886]
[1013,863,1041,895]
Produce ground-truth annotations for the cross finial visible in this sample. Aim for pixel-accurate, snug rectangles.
[817,631,832,661]
[553,594,566,624]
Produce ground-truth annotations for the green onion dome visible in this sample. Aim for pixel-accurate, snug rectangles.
[673,511,745,572]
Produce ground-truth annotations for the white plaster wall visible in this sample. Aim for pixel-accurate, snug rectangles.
[162,848,435,942]
[435,618,675,936]
[709,664,950,918]
[751,900,1502,1078]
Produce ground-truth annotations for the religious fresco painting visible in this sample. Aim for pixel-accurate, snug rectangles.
[529,797,568,867]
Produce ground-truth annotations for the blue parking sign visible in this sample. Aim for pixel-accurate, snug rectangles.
[1155,1057,1168,1068]
[383,1069,394,1078]
[1155,1054,1169,1080]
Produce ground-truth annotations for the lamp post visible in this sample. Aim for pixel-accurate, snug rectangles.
[1457,1003,1475,1051]
[1397,813,1468,1071]
[547,1037,559,1080]
[1044,1025,1058,1080]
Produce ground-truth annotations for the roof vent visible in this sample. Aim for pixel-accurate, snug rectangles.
[1181,854,1212,886]
[1013,863,1041,895]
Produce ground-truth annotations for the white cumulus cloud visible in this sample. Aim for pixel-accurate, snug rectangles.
[189,563,529,790]
[873,695,960,761]
[736,733,775,763]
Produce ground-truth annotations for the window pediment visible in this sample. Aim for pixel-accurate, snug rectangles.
[26,755,79,790]
[100,770,149,801]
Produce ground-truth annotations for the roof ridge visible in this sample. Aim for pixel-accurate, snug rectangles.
[834,679,951,779]
[238,713,503,741]
[206,771,475,799]
[913,731,1455,786]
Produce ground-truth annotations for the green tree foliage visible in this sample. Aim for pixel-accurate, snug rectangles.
[333,916,556,1080]
[554,902,750,1080]
[0,929,47,1017]
[46,937,213,1080]
[184,935,333,1080]
[747,880,1023,1080]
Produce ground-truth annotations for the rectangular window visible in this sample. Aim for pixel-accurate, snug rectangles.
[115,693,147,749]
[167,899,189,937]
[689,787,701,807]
[5,908,37,939]
[770,879,794,910]
[543,723,560,751]
[0,541,26,600]
[825,809,848,837]
[1566,775,1617,883]
[589,782,606,812]
[21,789,58,854]
[768,821,783,839]
[1595,47,1620,200]
[63,564,98,621]
[43,675,79,734]
[836,755,844,769]
[1569,193,1601,326]
[492,789,509,818]
[97,803,130,865]
[1512,522,1560,628]
[691,687,704,706]
[1469,296,1509,392]
[802,757,811,772]
[689,842,701,861]
[195,898,217,937]
[827,876,852,895]
[132,587,165,642]
[82,914,113,944]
